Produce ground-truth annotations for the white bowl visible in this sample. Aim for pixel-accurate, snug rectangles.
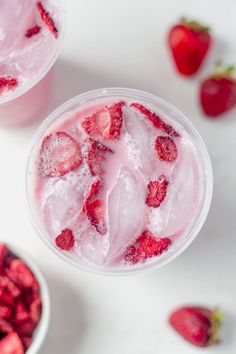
[7,244,50,354]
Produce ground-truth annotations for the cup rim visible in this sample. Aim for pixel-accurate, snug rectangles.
[0,0,66,105]
[5,243,50,353]
[25,87,213,276]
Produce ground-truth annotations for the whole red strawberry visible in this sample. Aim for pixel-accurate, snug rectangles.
[200,64,236,117]
[168,17,212,76]
[169,306,223,347]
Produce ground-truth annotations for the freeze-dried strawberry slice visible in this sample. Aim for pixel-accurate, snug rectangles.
[55,229,75,251]
[0,78,18,92]
[30,298,42,324]
[12,300,29,325]
[25,25,41,38]
[155,136,178,162]
[37,2,58,38]
[15,320,36,338]
[39,131,83,177]
[124,230,172,264]
[0,304,12,319]
[23,288,39,307]
[82,102,124,140]
[0,276,20,303]
[0,244,8,271]
[84,180,107,235]
[5,260,38,290]
[130,103,180,137]
[0,332,24,354]
[0,318,13,334]
[87,139,113,176]
[21,336,32,350]
[146,175,168,208]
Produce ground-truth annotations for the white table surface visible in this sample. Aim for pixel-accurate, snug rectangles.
[1,0,236,353]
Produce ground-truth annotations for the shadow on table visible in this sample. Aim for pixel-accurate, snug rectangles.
[38,274,87,354]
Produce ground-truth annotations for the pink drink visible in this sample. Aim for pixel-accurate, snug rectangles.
[0,0,64,127]
[26,89,213,274]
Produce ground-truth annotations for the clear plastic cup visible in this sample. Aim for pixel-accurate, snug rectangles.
[0,0,65,127]
[25,88,213,275]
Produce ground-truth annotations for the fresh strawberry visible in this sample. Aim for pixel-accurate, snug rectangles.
[37,2,58,38]
[25,25,41,38]
[5,260,39,291]
[30,298,42,324]
[0,78,18,93]
[146,175,168,208]
[124,230,171,264]
[200,64,236,117]
[0,318,13,334]
[83,180,107,235]
[82,102,124,140]
[155,136,178,162]
[39,131,83,177]
[168,17,211,76]
[169,306,223,347]
[130,103,179,137]
[87,139,113,176]
[0,244,8,271]
[55,229,75,251]
[0,332,24,354]
[0,304,12,319]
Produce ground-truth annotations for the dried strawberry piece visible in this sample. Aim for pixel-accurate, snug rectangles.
[15,320,36,338]
[155,136,178,162]
[83,180,107,235]
[21,336,32,350]
[130,102,180,137]
[124,230,172,264]
[87,139,113,176]
[0,319,13,334]
[0,276,20,305]
[82,102,124,140]
[5,260,39,291]
[0,244,8,271]
[146,175,168,208]
[12,300,29,325]
[39,131,83,177]
[25,25,41,38]
[37,2,58,38]
[0,304,12,319]
[23,287,39,307]
[30,298,42,324]
[55,229,75,251]
[0,332,24,354]
[0,78,18,92]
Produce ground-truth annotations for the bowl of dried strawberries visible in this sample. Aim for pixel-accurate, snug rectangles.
[0,242,50,353]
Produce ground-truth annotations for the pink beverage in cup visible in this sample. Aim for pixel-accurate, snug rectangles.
[26,88,213,275]
[0,0,64,127]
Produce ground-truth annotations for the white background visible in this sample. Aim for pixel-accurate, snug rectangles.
[1,0,236,353]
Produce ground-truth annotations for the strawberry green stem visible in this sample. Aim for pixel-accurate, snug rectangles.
[180,17,210,32]
[208,309,224,345]
[213,62,235,79]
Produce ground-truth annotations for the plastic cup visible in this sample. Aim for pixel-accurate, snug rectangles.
[25,88,213,275]
[0,0,65,127]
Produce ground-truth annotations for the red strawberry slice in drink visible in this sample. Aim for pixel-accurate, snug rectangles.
[155,136,178,162]
[82,102,124,140]
[169,306,223,347]
[25,25,41,38]
[83,180,107,235]
[87,139,113,176]
[0,332,24,354]
[146,175,168,208]
[37,2,58,38]
[0,78,18,93]
[39,131,83,177]
[130,103,179,137]
[55,229,75,251]
[124,230,171,264]
[200,64,236,117]
[168,17,212,76]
